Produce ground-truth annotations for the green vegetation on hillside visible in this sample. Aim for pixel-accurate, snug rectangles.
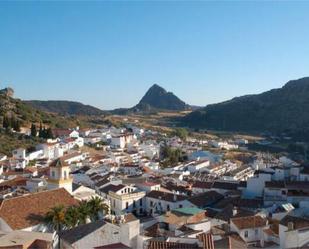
[0,130,44,156]
[24,100,106,116]
[183,77,309,141]
[160,145,187,168]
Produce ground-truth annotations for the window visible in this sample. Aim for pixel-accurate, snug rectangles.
[244,231,248,238]
[126,202,129,209]
[255,229,258,235]
[133,200,136,208]
[150,201,153,207]
[64,171,67,180]
[167,205,170,211]
[139,208,143,214]
[179,204,183,208]
[140,199,143,206]
[51,171,55,178]
[124,188,127,193]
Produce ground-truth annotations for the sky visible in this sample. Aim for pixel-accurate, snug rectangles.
[0,1,309,110]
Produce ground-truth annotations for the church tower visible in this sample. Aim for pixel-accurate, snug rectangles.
[47,158,73,194]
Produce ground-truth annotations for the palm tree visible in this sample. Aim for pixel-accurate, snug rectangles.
[44,205,66,249]
[64,206,80,228]
[77,200,91,225]
[87,196,110,221]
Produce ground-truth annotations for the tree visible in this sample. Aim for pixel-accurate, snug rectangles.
[13,119,21,132]
[173,128,188,141]
[160,145,186,167]
[30,123,37,137]
[64,206,80,228]
[45,127,53,139]
[44,205,66,249]
[2,115,10,129]
[77,201,91,225]
[10,116,15,130]
[39,122,44,138]
[87,196,109,221]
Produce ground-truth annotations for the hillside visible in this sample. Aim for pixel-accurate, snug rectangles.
[183,77,309,139]
[0,88,55,126]
[24,100,106,116]
[0,88,91,129]
[112,84,190,114]
[0,88,83,155]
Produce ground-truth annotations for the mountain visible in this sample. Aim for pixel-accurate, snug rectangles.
[138,84,188,111]
[182,77,309,139]
[112,84,190,114]
[24,100,106,116]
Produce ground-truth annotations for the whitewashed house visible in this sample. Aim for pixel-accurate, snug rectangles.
[106,184,146,216]
[230,215,269,246]
[146,190,195,215]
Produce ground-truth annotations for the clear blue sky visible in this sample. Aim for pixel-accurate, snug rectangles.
[0,1,309,110]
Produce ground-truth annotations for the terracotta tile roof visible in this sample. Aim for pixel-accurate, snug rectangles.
[192,181,213,189]
[212,197,263,210]
[214,234,247,249]
[189,191,223,208]
[52,129,74,137]
[147,241,200,249]
[0,188,78,230]
[280,215,309,230]
[146,190,187,202]
[0,230,53,249]
[139,181,159,187]
[0,176,27,188]
[212,181,238,190]
[23,167,38,174]
[197,233,214,249]
[144,222,166,237]
[265,181,285,188]
[64,137,75,143]
[99,184,126,194]
[231,215,268,230]
[214,204,255,222]
[94,243,131,249]
[61,152,83,160]
[124,213,137,223]
[164,182,192,195]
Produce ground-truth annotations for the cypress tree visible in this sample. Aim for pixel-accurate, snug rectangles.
[46,128,53,139]
[31,123,37,137]
[10,116,15,130]
[2,115,9,129]
[14,119,21,132]
[39,122,43,137]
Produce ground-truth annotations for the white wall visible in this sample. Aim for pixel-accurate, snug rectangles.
[244,173,272,198]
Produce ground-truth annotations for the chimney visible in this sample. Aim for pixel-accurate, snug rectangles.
[287,222,294,231]
[232,206,238,216]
